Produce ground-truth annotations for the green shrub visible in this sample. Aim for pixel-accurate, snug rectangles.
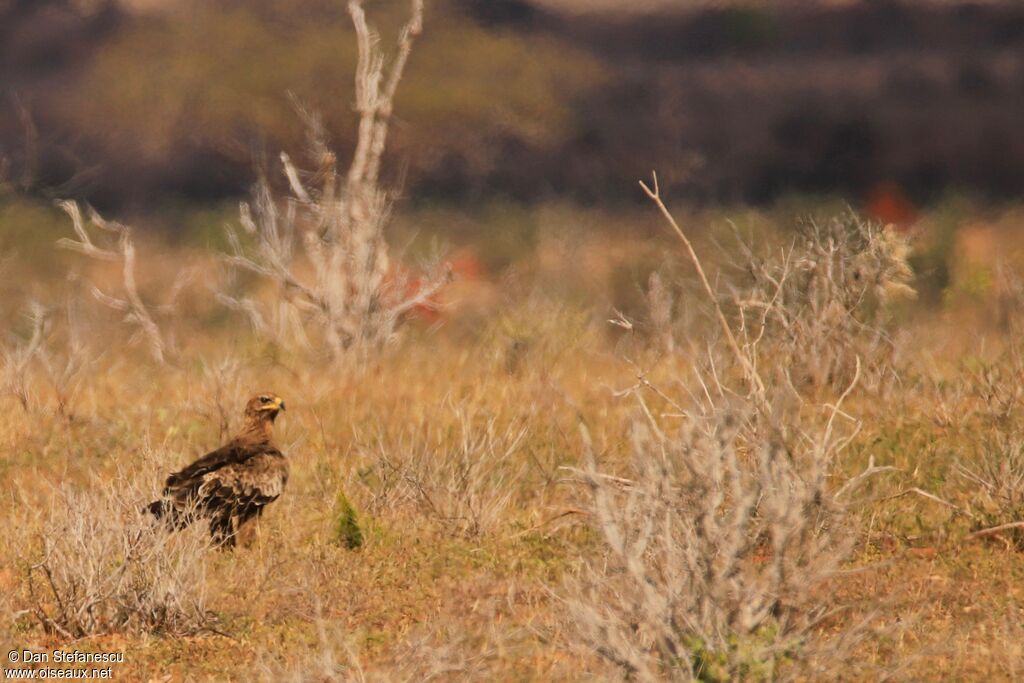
[333,489,364,550]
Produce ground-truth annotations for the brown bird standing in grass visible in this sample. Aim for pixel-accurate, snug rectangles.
[147,393,288,547]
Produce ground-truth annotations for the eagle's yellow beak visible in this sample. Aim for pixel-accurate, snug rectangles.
[258,396,286,412]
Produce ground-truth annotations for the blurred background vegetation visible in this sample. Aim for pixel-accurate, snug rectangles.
[2,0,1024,306]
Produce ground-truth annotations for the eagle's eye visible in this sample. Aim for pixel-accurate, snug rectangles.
[259,395,271,403]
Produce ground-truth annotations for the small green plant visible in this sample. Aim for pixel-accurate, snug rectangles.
[688,622,789,683]
[333,489,364,550]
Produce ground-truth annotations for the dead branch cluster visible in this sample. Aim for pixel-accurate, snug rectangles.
[23,470,212,638]
[946,344,1024,549]
[571,177,897,681]
[639,180,915,399]
[353,409,528,539]
[57,201,181,365]
[727,212,914,395]
[48,0,440,365]
[569,373,881,681]
[218,0,448,359]
[2,299,93,416]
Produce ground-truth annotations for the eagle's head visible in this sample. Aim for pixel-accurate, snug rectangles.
[243,393,286,429]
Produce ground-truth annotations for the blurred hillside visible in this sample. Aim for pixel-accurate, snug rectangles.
[1,0,1023,213]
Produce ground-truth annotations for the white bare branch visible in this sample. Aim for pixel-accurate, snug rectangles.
[57,202,175,365]
[216,0,443,360]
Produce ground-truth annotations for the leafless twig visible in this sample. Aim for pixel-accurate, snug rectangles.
[57,201,176,365]
[218,0,446,359]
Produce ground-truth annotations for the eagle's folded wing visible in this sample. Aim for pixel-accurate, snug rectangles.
[195,450,288,507]
[164,441,259,491]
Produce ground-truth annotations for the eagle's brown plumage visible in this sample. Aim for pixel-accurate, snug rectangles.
[147,393,288,547]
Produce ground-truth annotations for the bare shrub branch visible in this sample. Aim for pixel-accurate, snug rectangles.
[646,271,676,355]
[355,410,528,539]
[641,172,765,398]
[1,301,49,411]
[36,298,95,421]
[218,0,447,359]
[946,344,1024,548]
[195,356,247,442]
[1,298,95,418]
[18,466,213,638]
[568,372,881,681]
[727,212,914,396]
[639,193,914,400]
[570,180,899,680]
[57,201,177,365]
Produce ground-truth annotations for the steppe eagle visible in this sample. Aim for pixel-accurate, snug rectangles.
[146,393,288,547]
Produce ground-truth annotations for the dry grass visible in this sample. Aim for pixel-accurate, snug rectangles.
[1,5,1023,679]
[350,407,529,540]
[0,239,1022,680]
[1,195,1023,681]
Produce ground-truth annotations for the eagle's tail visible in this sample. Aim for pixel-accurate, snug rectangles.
[145,498,191,530]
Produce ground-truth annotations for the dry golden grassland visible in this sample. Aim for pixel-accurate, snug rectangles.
[1,197,1024,681]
